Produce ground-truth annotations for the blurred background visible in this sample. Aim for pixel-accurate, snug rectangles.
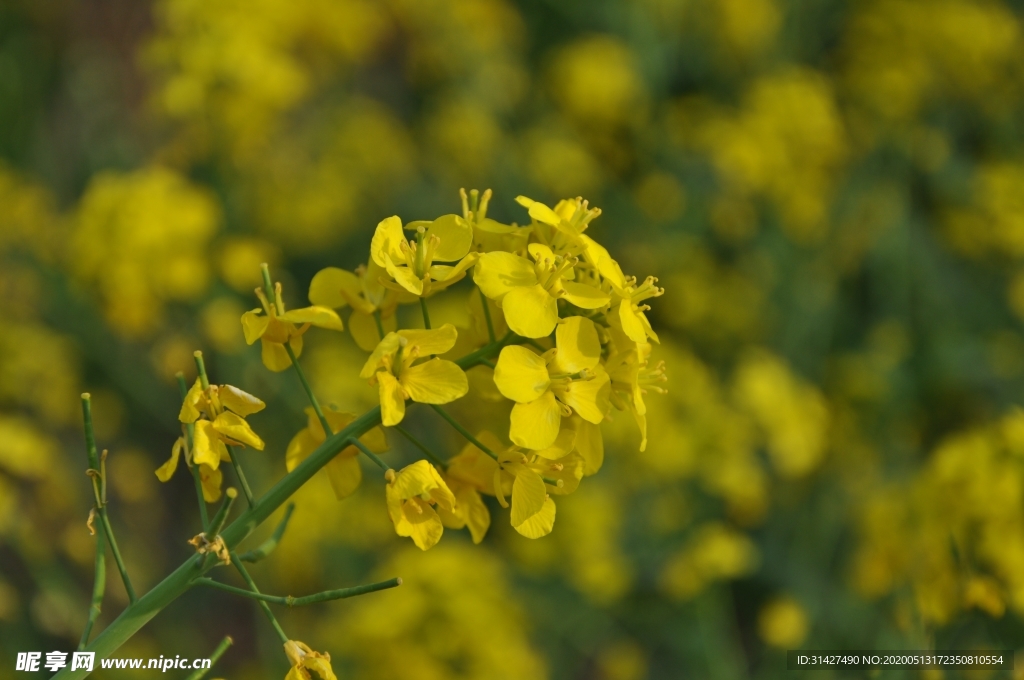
[3,0,1024,677]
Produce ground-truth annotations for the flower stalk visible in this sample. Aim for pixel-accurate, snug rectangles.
[194,576,402,606]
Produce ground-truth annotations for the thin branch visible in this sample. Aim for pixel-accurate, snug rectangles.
[194,576,402,607]
[393,425,448,470]
[347,437,391,471]
[184,636,233,680]
[237,504,295,563]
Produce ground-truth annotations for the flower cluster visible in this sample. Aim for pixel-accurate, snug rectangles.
[306,189,667,550]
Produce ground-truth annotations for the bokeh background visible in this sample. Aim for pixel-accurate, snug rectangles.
[3,0,1024,677]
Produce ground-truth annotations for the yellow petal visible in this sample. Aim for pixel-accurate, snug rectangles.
[178,378,204,423]
[473,251,537,300]
[155,437,184,482]
[261,339,294,372]
[494,345,550,403]
[554,316,601,372]
[390,460,444,499]
[360,333,402,379]
[581,234,626,286]
[325,455,362,499]
[199,464,222,503]
[285,427,319,472]
[427,214,473,261]
[308,267,359,309]
[516,195,562,226]
[561,371,610,424]
[378,371,407,426]
[514,496,555,538]
[619,299,648,343]
[502,284,559,338]
[447,432,502,490]
[398,323,459,356]
[531,426,576,459]
[278,305,344,331]
[384,257,424,296]
[370,215,405,267]
[511,467,547,527]
[510,391,562,449]
[528,242,555,263]
[561,281,610,309]
[212,411,264,450]
[456,486,491,544]
[572,416,605,475]
[401,359,468,404]
[193,420,227,469]
[406,509,444,550]
[539,452,584,495]
[219,384,266,417]
[429,251,479,284]
[350,310,395,352]
[241,309,269,345]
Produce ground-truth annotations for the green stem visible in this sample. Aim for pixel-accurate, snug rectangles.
[229,554,288,644]
[419,297,431,329]
[227,449,256,508]
[260,263,275,300]
[78,520,106,650]
[184,636,233,680]
[56,336,510,679]
[428,405,499,461]
[193,352,210,390]
[177,372,209,530]
[237,504,295,563]
[81,395,137,604]
[194,576,402,606]
[373,310,385,340]
[207,489,237,540]
[479,287,496,342]
[285,340,332,437]
[347,437,391,471]
[480,358,495,369]
[393,425,448,470]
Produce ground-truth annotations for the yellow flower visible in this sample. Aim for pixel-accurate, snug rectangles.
[286,406,387,499]
[241,280,343,371]
[308,261,415,351]
[493,316,610,449]
[370,214,479,297]
[604,272,664,346]
[516,194,603,251]
[284,640,336,680]
[156,379,265,501]
[385,460,456,550]
[438,434,502,544]
[474,244,609,338]
[460,188,530,253]
[359,324,469,426]
[606,342,667,452]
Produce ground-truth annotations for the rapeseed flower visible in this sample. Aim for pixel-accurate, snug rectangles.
[156,379,265,501]
[493,316,610,449]
[360,324,468,426]
[308,261,414,351]
[370,214,478,297]
[242,280,344,371]
[384,460,456,550]
[284,640,337,680]
[286,406,388,499]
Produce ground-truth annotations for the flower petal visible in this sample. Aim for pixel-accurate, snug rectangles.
[473,251,537,300]
[390,460,443,499]
[308,267,360,309]
[619,299,648,344]
[360,333,402,379]
[516,195,562,226]
[539,452,584,495]
[502,284,559,338]
[325,455,362,499]
[384,257,424,296]
[494,345,550,403]
[199,464,222,503]
[193,420,226,469]
[212,411,265,450]
[370,215,405,267]
[560,371,610,424]
[531,426,576,459]
[261,339,294,372]
[398,323,459,356]
[178,378,204,423]
[461,487,491,543]
[581,234,626,286]
[561,281,610,309]
[350,309,394,352]
[511,467,547,527]
[514,496,556,538]
[401,359,468,404]
[285,427,319,472]
[219,384,266,417]
[427,214,473,261]
[571,416,605,475]
[510,391,562,449]
[278,305,344,331]
[241,309,269,345]
[378,371,407,426]
[155,437,184,482]
[554,316,601,373]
